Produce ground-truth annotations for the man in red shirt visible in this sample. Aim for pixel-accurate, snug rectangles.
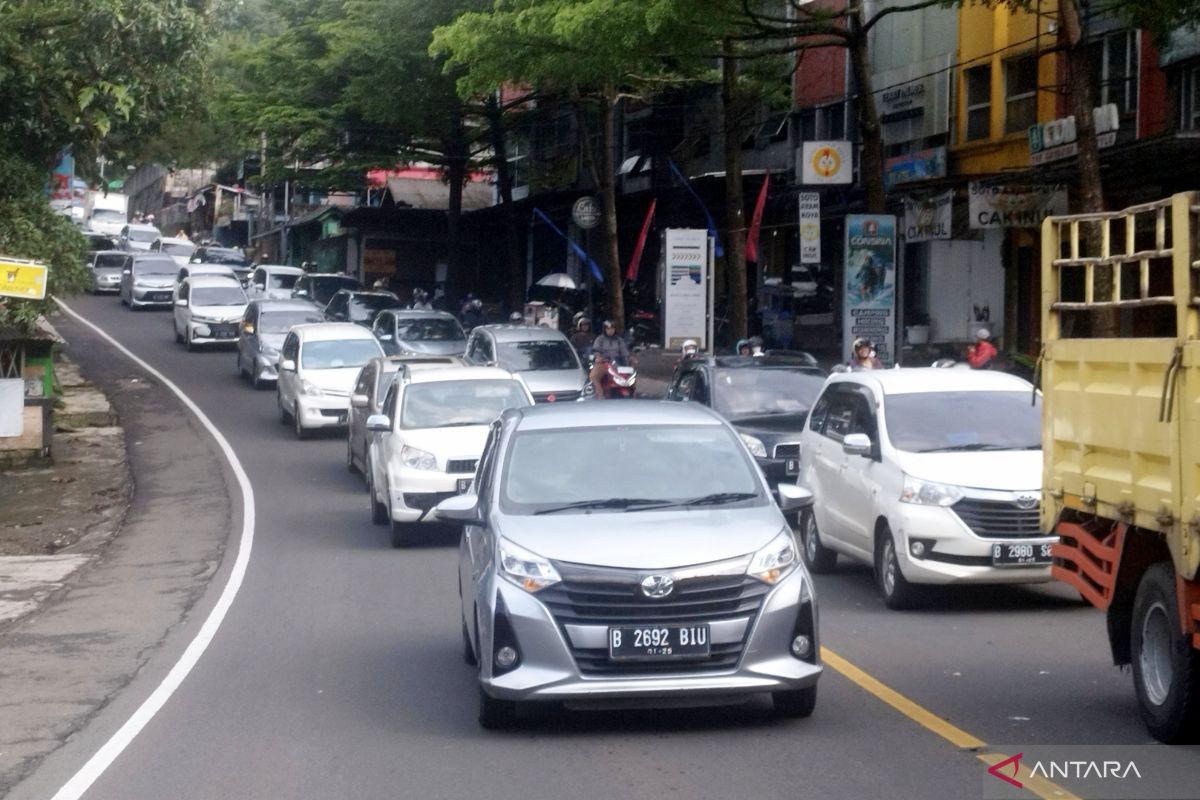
[967,328,998,369]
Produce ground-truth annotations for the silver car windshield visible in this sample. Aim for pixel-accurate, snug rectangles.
[260,310,322,334]
[162,242,194,256]
[129,228,159,242]
[498,340,578,371]
[268,273,299,290]
[133,260,176,276]
[400,380,529,429]
[501,425,762,514]
[885,391,1041,452]
[300,340,380,370]
[396,318,465,342]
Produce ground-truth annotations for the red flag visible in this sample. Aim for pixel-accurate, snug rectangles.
[625,199,657,282]
[745,173,770,263]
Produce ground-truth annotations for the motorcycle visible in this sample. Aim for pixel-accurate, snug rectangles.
[589,354,638,399]
[627,308,660,348]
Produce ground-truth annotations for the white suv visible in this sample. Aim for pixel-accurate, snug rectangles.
[277,323,384,439]
[365,366,533,547]
[796,367,1053,609]
[173,275,248,351]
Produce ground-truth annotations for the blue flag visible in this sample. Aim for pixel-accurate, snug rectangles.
[668,160,724,257]
[532,207,604,284]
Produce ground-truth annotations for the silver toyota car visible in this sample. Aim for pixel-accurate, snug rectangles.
[437,401,820,728]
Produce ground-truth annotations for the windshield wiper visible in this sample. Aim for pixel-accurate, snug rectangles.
[679,491,759,506]
[916,444,1026,453]
[533,497,665,515]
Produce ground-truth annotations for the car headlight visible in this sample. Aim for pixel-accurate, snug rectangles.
[900,475,964,506]
[739,433,767,458]
[747,529,799,584]
[400,445,437,471]
[300,379,324,397]
[498,537,561,593]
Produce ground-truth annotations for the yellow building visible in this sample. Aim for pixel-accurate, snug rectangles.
[954,2,1060,175]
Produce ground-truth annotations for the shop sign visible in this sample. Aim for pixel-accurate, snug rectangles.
[801,141,852,185]
[0,257,48,301]
[662,229,709,350]
[884,147,947,190]
[843,215,897,365]
[1028,104,1120,166]
[798,192,821,264]
[968,183,1068,229]
[903,192,953,242]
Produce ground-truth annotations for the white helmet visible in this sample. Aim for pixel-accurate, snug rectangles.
[681,338,698,356]
[976,328,991,340]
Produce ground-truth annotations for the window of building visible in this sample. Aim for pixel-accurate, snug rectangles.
[1094,30,1139,117]
[965,65,991,141]
[796,102,846,142]
[1005,56,1038,134]
[1182,65,1200,131]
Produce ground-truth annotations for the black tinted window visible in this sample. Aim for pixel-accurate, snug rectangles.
[885,391,1040,452]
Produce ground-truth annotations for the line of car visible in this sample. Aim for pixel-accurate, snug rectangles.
[82,267,1054,729]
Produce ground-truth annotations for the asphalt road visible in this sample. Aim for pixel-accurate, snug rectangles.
[10,293,1188,800]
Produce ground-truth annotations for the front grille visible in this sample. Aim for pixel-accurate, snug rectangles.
[446,458,478,474]
[404,491,454,510]
[953,498,1043,539]
[533,391,582,403]
[773,443,801,459]
[539,561,768,676]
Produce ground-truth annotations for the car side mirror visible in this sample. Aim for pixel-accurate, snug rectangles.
[294,289,309,298]
[255,283,265,290]
[436,493,484,526]
[122,269,131,276]
[377,333,393,342]
[351,393,369,409]
[279,359,296,372]
[366,413,390,432]
[776,483,814,512]
[175,298,188,307]
[842,433,873,458]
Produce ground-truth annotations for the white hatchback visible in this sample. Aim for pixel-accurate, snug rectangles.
[173,275,248,351]
[277,323,385,439]
[796,368,1053,609]
[365,366,533,547]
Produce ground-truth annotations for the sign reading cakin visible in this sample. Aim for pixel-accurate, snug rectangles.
[968,183,1068,229]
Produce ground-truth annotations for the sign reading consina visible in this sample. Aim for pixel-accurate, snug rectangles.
[968,183,1068,229]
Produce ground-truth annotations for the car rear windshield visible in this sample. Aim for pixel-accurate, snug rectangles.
[268,273,299,290]
[87,236,119,251]
[192,286,246,306]
[133,259,176,276]
[91,210,124,224]
[93,254,126,269]
[885,390,1041,452]
[501,425,761,512]
[348,294,402,323]
[260,310,323,334]
[128,228,159,242]
[311,276,362,305]
[400,380,529,429]
[712,368,825,419]
[300,339,381,369]
[498,340,578,371]
[198,249,249,266]
[395,317,465,342]
[162,242,194,257]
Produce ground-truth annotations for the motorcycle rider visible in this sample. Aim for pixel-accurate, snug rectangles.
[590,320,634,398]
[966,327,998,369]
[461,294,485,330]
[849,337,883,369]
[410,288,432,311]
[569,316,593,355]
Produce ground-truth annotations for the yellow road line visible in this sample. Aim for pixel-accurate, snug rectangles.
[820,646,1081,800]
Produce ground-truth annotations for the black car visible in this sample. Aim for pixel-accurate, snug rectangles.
[323,289,402,327]
[292,273,363,308]
[666,354,826,486]
[190,246,252,279]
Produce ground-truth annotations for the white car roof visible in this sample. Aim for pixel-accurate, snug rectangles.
[291,322,377,342]
[125,224,160,233]
[186,274,244,289]
[158,237,193,247]
[261,265,304,275]
[405,366,517,385]
[832,367,1033,395]
[186,264,236,274]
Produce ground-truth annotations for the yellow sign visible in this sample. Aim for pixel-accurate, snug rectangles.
[0,258,48,301]
[811,146,842,178]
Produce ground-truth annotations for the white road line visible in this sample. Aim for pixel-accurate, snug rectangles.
[50,298,256,800]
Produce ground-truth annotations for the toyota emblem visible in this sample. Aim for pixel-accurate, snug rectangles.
[640,574,675,598]
[1015,494,1039,510]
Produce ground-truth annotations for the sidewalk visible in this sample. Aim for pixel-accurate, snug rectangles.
[0,357,130,628]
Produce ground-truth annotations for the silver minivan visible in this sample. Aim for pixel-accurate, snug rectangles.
[438,401,820,728]
[465,324,587,403]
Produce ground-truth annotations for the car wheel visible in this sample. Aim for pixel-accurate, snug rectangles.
[773,686,817,719]
[236,351,246,379]
[478,685,518,730]
[1131,562,1200,743]
[346,436,359,474]
[367,463,388,525]
[799,511,838,574]
[462,619,477,666]
[293,404,309,440]
[184,328,196,352]
[278,392,291,425]
[875,526,921,610]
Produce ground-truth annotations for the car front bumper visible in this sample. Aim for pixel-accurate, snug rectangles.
[130,288,174,307]
[295,394,350,429]
[254,353,279,382]
[756,456,800,487]
[187,321,240,346]
[890,503,1055,585]
[477,566,821,705]
[388,468,473,523]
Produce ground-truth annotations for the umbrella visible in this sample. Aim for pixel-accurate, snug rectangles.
[536,273,576,290]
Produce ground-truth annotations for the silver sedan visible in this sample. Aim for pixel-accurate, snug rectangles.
[236,299,324,389]
[438,400,820,728]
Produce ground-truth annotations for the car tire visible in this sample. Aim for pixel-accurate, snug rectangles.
[184,328,196,352]
[462,619,477,666]
[1131,562,1200,743]
[478,685,518,730]
[773,686,817,719]
[346,437,359,474]
[799,511,838,574]
[390,519,413,548]
[368,464,388,525]
[875,525,921,610]
[293,405,309,440]
[278,392,292,425]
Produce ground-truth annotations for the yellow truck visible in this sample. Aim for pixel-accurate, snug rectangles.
[1042,192,1200,742]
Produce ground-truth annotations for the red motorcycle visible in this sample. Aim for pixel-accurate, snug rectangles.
[590,355,638,398]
